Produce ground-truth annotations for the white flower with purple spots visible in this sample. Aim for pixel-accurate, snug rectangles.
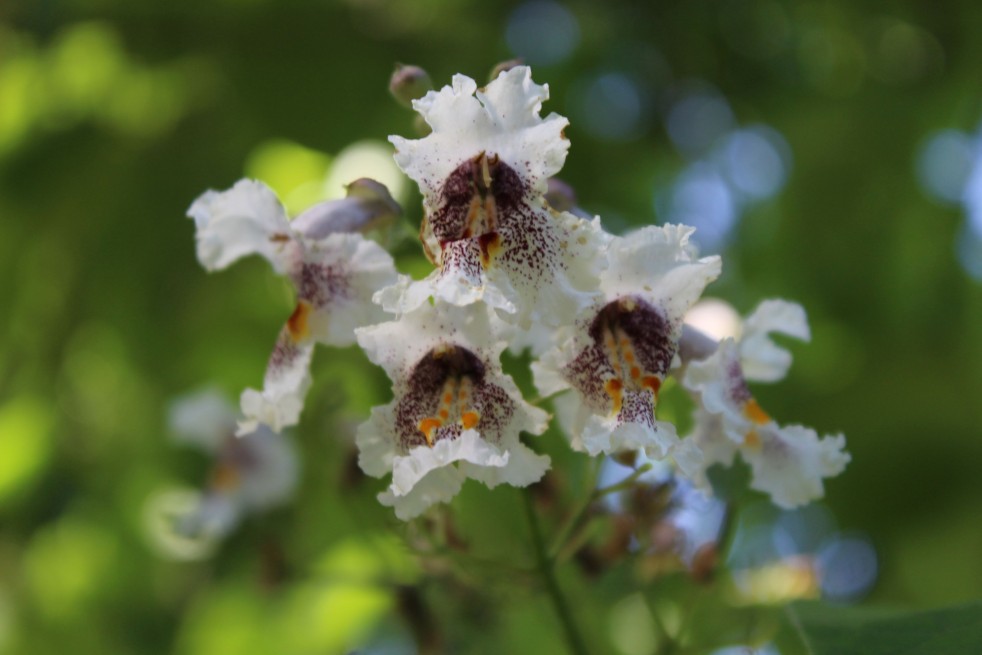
[532,224,721,470]
[168,389,298,538]
[187,179,399,432]
[682,300,850,508]
[378,66,606,329]
[355,302,550,520]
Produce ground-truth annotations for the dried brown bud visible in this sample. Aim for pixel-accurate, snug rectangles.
[389,63,433,108]
[690,542,719,584]
[612,448,639,468]
[489,58,524,82]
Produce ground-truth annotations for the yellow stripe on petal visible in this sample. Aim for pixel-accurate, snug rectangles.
[287,300,313,342]
[743,398,771,425]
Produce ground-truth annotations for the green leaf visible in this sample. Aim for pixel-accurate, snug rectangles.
[778,600,982,655]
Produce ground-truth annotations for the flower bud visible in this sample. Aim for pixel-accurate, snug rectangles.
[545,177,591,218]
[488,58,524,82]
[389,64,433,108]
[290,178,402,238]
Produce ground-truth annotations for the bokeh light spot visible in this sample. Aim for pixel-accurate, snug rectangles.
[246,139,333,214]
[916,130,975,205]
[720,126,791,199]
[662,163,737,252]
[685,298,742,341]
[323,140,406,204]
[0,396,54,504]
[816,534,878,600]
[506,1,580,66]
[666,87,734,156]
[569,72,645,141]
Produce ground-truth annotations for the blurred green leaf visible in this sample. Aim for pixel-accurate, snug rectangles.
[0,396,54,505]
[778,600,982,655]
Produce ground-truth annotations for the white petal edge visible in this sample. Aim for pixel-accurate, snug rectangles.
[186,179,295,274]
[740,299,810,383]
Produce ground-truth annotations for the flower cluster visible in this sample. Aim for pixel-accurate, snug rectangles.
[180,65,849,523]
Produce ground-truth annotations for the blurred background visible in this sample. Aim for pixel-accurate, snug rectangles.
[2,0,982,653]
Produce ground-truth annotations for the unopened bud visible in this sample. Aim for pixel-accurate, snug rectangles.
[545,177,591,218]
[690,543,719,584]
[389,64,432,108]
[489,58,524,82]
[290,178,402,239]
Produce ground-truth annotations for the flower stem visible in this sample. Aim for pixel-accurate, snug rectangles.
[594,462,653,498]
[522,488,590,655]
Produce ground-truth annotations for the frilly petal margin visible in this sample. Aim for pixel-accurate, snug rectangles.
[740,299,810,383]
[187,179,295,275]
[391,67,568,199]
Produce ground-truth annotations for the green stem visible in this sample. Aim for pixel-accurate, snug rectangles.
[594,462,653,498]
[548,460,652,559]
[522,488,590,655]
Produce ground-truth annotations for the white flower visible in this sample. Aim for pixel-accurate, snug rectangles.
[381,66,606,329]
[355,302,550,520]
[187,179,399,432]
[682,301,849,508]
[167,389,299,538]
[532,224,721,464]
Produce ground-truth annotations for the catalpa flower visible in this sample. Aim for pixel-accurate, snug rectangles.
[533,224,721,468]
[187,179,399,432]
[356,302,549,520]
[168,389,298,538]
[379,66,606,329]
[682,300,850,508]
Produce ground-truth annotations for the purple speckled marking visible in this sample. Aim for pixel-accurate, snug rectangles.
[267,326,303,378]
[726,356,752,405]
[564,296,676,412]
[618,389,656,430]
[295,262,351,310]
[428,153,567,298]
[394,344,515,451]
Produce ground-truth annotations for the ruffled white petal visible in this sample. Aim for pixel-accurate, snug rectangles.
[356,301,503,384]
[507,320,559,357]
[355,404,400,478]
[670,438,707,485]
[391,67,568,198]
[580,412,681,459]
[238,332,314,434]
[378,466,465,521]
[186,179,296,274]
[740,299,810,383]
[460,439,550,488]
[681,339,750,443]
[389,429,509,496]
[743,424,850,508]
[601,224,722,320]
[485,212,607,328]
